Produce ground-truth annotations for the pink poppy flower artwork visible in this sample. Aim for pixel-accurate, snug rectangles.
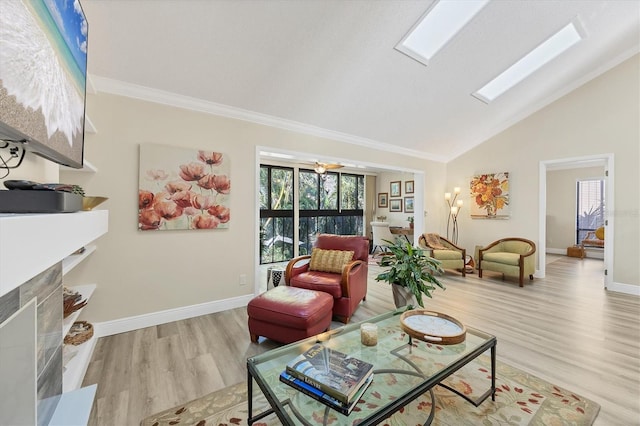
[138,143,231,231]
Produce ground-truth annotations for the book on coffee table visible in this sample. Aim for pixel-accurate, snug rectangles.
[285,343,373,404]
[279,371,373,416]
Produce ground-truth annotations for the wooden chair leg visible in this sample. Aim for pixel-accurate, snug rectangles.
[250,333,259,343]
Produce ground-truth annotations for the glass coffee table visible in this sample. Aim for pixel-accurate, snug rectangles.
[247,308,496,425]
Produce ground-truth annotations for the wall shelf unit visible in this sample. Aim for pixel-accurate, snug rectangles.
[0,210,108,425]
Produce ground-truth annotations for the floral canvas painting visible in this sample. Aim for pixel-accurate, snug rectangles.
[138,144,231,231]
[470,172,510,219]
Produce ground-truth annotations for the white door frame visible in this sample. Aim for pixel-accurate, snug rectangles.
[538,154,614,288]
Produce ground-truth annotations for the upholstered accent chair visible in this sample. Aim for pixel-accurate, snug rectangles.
[478,237,536,287]
[285,234,369,324]
[370,222,396,255]
[418,233,466,276]
[581,226,604,250]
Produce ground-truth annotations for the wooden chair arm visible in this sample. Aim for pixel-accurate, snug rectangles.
[285,255,311,285]
[438,236,465,253]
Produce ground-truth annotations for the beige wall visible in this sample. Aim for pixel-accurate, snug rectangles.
[546,167,604,252]
[446,54,639,287]
[60,93,444,322]
[8,55,638,325]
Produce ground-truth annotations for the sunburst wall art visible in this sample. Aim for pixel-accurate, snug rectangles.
[138,143,231,231]
[469,172,510,219]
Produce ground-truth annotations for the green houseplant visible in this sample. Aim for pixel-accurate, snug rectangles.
[375,239,444,308]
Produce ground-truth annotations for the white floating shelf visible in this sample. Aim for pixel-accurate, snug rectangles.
[63,338,98,393]
[62,245,97,276]
[49,384,97,426]
[0,210,108,298]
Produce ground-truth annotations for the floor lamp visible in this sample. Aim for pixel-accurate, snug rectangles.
[445,188,463,245]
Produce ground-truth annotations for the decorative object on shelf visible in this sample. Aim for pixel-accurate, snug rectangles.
[390,181,401,197]
[63,287,87,318]
[376,215,387,221]
[407,216,414,229]
[64,321,94,345]
[444,187,463,244]
[405,180,414,194]
[375,239,444,308]
[139,144,231,231]
[377,192,388,208]
[470,172,510,219]
[82,196,108,211]
[400,310,466,345]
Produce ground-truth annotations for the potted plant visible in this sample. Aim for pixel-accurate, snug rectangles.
[407,216,414,229]
[375,239,444,308]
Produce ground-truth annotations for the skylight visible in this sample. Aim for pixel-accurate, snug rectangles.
[473,21,584,103]
[395,0,489,66]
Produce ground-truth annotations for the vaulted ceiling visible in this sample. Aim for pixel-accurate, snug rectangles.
[83,0,639,163]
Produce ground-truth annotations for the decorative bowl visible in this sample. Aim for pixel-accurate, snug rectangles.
[82,196,108,211]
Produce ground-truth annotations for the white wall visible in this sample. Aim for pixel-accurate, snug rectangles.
[446,54,639,287]
[60,92,445,323]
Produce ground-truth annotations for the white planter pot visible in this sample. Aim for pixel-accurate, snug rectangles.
[391,283,418,308]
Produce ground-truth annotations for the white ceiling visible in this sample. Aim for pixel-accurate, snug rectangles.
[82,0,639,163]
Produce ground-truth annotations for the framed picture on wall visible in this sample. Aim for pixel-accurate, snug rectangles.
[378,192,388,208]
[404,197,414,213]
[390,181,401,197]
[405,180,414,194]
[389,199,403,212]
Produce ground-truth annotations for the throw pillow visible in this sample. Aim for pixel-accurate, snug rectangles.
[309,248,355,273]
[425,233,446,250]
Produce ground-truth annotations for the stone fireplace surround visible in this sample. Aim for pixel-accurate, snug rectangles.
[0,210,108,425]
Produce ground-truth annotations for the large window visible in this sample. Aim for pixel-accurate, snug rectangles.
[260,165,365,264]
[576,179,605,244]
[298,170,364,255]
[260,165,294,264]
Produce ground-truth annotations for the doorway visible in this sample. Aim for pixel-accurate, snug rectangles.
[538,154,613,288]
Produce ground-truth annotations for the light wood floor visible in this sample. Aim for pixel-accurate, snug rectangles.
[83,255,640,425]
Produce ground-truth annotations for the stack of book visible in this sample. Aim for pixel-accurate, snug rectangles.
[280,343,374,415]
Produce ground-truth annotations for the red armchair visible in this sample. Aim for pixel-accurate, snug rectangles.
[285,234,369,324]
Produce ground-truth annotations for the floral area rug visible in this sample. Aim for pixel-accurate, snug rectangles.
[141,356,599,426]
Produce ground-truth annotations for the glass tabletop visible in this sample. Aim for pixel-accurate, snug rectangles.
[247,308,496,425]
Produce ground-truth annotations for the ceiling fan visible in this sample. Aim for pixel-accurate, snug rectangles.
[313,162,343,174]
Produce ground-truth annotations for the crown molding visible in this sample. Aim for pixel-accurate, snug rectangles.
[89,75,447,163]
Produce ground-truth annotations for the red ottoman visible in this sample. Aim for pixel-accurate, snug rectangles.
[247,286,333,344]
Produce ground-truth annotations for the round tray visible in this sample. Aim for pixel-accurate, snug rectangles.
[400,310,466,345]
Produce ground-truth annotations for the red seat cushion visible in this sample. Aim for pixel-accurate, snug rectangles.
[289,271,343,299]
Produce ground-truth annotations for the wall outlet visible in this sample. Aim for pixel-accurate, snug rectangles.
[239,274,247,286]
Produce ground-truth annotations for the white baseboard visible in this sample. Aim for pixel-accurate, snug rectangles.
[546,248,566,255]
[607,281,640,296]
[93,294,255,338]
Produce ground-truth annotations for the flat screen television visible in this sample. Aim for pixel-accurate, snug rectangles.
[0,0,88,169]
